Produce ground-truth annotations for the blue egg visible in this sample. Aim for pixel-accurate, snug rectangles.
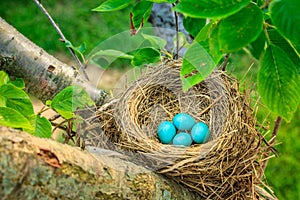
[173,113,196,131]
[172,132,193,147]
[157,121,176,144]
[191,122,210,144]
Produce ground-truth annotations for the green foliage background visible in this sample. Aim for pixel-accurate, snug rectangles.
[0,0,299,199]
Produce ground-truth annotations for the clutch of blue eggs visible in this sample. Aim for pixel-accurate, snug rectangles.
[157,113,210,147]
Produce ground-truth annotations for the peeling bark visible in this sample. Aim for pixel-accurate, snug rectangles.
[0,17,107,105]
[0,126,200,200]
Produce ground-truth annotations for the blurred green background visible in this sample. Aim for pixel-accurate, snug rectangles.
[1,1,299,199]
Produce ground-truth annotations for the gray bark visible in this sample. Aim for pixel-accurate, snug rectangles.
[0,17,107,105]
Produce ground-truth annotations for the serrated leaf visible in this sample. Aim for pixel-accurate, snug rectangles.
[0,107,33,130]
[0,71,10,86]
[92,0,132,12]
[174,0,251,19]
[270,0,300,49]
[218,3,263,52]
[132,1,153,29]
[183,16,206,37]
[141,33,166,49]
[26,115,52,138]
[268,28,300,73]
[0,84,34,117]
[258,45,300,122]
[248,30,266,60]
[51,85,95,119]
[131,47,161,66]
[181,42,216,91]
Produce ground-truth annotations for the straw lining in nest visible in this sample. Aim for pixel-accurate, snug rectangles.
[90,60,274,199]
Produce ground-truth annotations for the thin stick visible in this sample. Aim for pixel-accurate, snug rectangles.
[172,3,179,59]
[221,53,230,71]
[260,116,282,178]
[33,0,89,81]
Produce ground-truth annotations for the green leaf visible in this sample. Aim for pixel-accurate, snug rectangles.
[132,1,153,29]
[270,0,300,49]
[0,107,33,130]
[25,115,52,138]
[65,40,86,54]
[90,49,134,69]
[194,22,214,42]
[268,28,300,73]
[131,47,161,66]
[248,30,266,60]
[92,0,132,12]
[141,33,166,49]
[209,24,223,63]
[10,78,25,89]
[183,16,206,37]
[174,0,251,19]
[218,3,263,52]
[51,85,95,119]
[195,22,223,63]
[146,0,176,2]
[181,42,216,91]
[92,50,134,60]
[174,32,191,50]
[253,0,266,7]
[46,100,52,107]
[0,84,34,117]
[0,71,10,86]
[257,45,300,122]
[93,49,133,60]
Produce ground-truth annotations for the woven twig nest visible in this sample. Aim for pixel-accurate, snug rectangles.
[90,60,274,199]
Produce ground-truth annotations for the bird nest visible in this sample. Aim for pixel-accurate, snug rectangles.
[85,60,275,199]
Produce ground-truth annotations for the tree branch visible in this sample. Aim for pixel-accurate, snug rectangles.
[33,0,89,81]
[221,53,230,71]
[0,126,200,199]
[0,17,107,105]
[172,3,179,59]
[260,116,282,177]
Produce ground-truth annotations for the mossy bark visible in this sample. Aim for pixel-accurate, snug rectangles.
[0,126,200,200]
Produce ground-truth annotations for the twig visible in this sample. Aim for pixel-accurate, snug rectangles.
[37,105,50,115]
[261,0,271,10]
[269,116,282,145]
[260,116,282,178]
[221,53,230,71]
[172,3,179,59]
[51,121,76,143]
[33,0,89,81]
[48,114,61,122]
